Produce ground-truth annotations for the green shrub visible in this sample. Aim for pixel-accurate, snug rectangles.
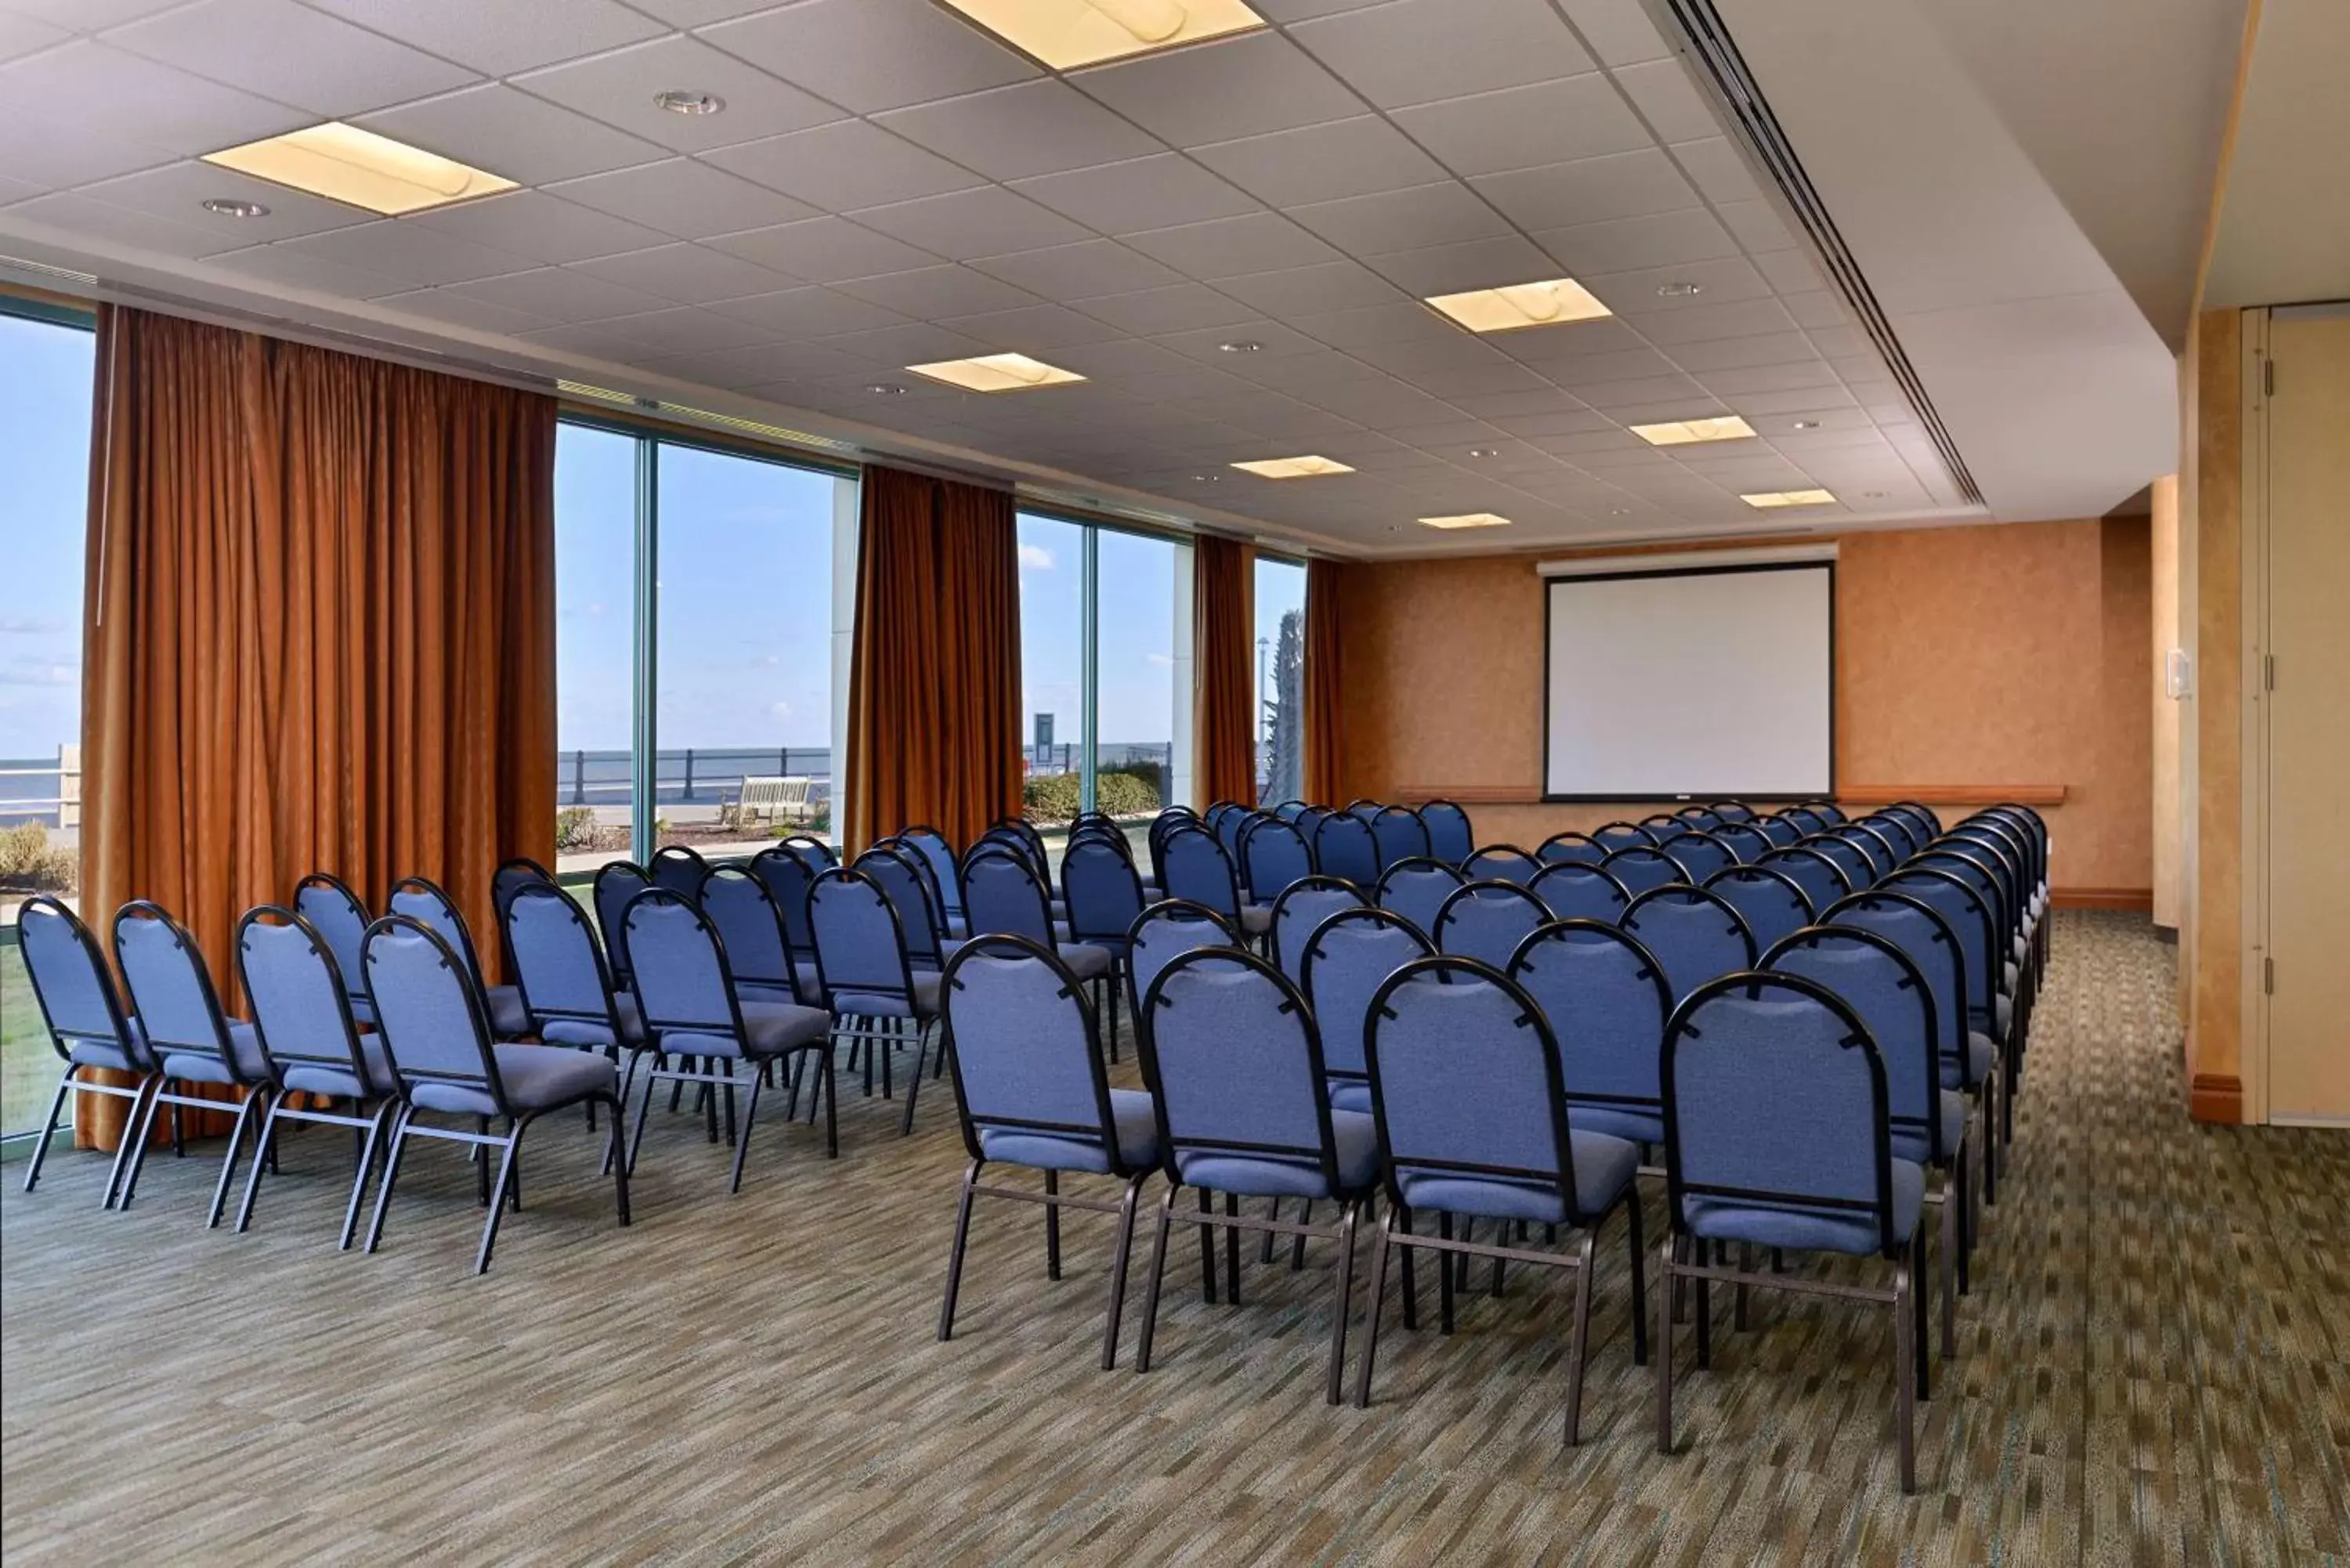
[1021,770,1160,826]
[1098,760,1164,811]
[1023,772,1082,825]
[555,805,598,851]
[0,822,78,892]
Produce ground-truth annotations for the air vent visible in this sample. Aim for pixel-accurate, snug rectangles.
[555,379,862,457]
[0,254,99,287]
[1658,0,1983,508]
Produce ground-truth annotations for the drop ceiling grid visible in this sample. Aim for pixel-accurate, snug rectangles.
[0,0,1958,545]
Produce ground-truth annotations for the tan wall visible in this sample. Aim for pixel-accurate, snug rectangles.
[2186,308,2245,1122]
[1337,518,2155,895]
[2151,475,2183,929]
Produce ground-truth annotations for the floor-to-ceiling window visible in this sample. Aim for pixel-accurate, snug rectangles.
[1,304,96,1140]
[1253,555,1307,807]
[553,424,641,876]
[1017,514,1087,829]
[1094,527,1182,829]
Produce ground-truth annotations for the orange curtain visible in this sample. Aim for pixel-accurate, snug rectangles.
[1303,556,1347,805]
[1191,535,1256,809]
[843,464,1021,854]
[75,305,556,1149]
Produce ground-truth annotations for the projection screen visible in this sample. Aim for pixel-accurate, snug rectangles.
[1542,560,1834,800]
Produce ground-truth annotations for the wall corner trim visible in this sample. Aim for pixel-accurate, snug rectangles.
[2189,1071,2245,1124]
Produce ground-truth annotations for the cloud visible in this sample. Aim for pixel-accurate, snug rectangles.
[1144,652,1173,667]
[0,617,63,635]
[768,701,794,720]
[1018,543,1056,572]
[0,661,74,688]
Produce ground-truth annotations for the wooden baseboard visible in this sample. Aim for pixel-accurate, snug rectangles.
[2052,887,2153,911]
[2189,1071,2243,1123]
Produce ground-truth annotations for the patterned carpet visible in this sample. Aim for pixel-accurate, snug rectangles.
[2,912,2343,1566]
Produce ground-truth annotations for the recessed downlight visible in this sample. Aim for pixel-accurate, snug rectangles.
[203,122,516,215]
[936,0,1269,70]
[654,89,725,116]
[866,383,907,396]
[1741,489,1837,508]
[1656,280,1704,297]
[1791,419,1820,430]
[905,352,1084,392]
[1418,512,1512,529]
[1424,276,1611,334]
[1231,455,1354,479]
[201,197,269,218]
[1629,415,1756,446]
[1466,446,1500,458]
[1217,340,1261,353]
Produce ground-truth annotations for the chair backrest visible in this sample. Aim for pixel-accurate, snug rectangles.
[700,865,798,995]
[1215,807,1257,870]
[1298,906,1434,1082]
[1063,835,1148,947]
[1801,800,1846,825]
[1755,814,1803,847]
[114,901,249,1080]
[1819,890,1968,1074]
[1139,947,1339,1190]
[1537,830,1604,865]
[1888,801,1943,840]
[1876,867,2000,1016]
[362,915,503,1106]
[1757,846,1851,913]
[855,845,948,965]
[236,906,367,1081]
[1702,865,1815,955]
[1431,880,1551,971]
[593,861,653,980]
[1372,857,1466,937]
[778,833,838,870]
[1268,876,1366,983]
[1241,815,1316,903]
[503,882,621,1028]
[989,817,1050,878]
[1600,845,1682,895]
[1312,811,1380,888]
[648,844,709,901]
[624,887,746,1041]
[1858,813,1919,862]
[1915,849,2011,944]
[1419,799,1474,865]
[1593,821,1655,851]
[1711,821,1773,864]
[389,876,488,986]
[1654,831,1735,884]
[1798,832,1876,891]
[962,845,1058,949]
[1675,807,1723,831]
[814,863,924,1012]
[1126,899,1240,1017]
[1345,798,1382,821]
[941,936,1133,1172]
[1780,805,1828,836]
[1366,957,1601,1219]
[1531,860,1632,923]
[1369,805,1430,869]
[1507,919,1672,1119]
[1834,822,1900,879]
[1271,799,1308,822]
[1620,885,1757,1005]
[1463,844,1541,885]
[1763,926,1945,1162]
[748,845,820,960]
[1638,813,1684,840]
[1710,800,1755,822]
[293,872,373,1006]
[16,894,142,1068]
[899,826,965,919]
[491,857,556,926]
[1160,825,1244,918]
[1662,972,1901,1258]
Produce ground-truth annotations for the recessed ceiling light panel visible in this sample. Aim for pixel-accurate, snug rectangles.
[905,352,1086,392]
[654,89,725,115]
[201,197,269,218]
[202,121,517,215]
[1231,455,1354,479]
[1423,276,1611,334]
[1629,415,1757,446]
[1418,512,1512,529]
[1740,489,1837,508]
[938,0,1268,70]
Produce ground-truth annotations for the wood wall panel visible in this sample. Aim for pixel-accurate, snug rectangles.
[2189,308,2244,1115]
[1336,518,2155,894]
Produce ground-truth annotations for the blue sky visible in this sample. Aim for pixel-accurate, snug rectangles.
[0,314,92,764]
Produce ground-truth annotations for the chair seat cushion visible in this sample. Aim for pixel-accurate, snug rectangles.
[483,983,531,1040]
[1238,905,1274,937]
[538,994,645,1053]
[1398,1132,1638,1224]
[1892,1089,1967,1166]
[282,1035,400,1100]
[1569,1103,1664,1147]
[1176,1108,1376,1199]
[1944,1030,1997,1089]
[159,1021,266,1085]
[1969,994,2012,1042]
[1328,1078,1372,1115]
[2005,958,2020,992]
[660,1000,832,1060]
[68,1035,141,1075]
[833,974,943,1021]
[1057,942,1112,981]
[1682,1158,1925,1255]
[979,1087,1159,1175]
[410,1043,618,1117]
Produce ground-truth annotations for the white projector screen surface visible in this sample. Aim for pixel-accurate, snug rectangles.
[1544,565,1833,798]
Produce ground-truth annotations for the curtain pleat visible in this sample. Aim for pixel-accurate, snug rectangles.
[74,305,556,1149]
[843,464,1021,853]
[1303,557,1347,805]
[1191,535,1256,809]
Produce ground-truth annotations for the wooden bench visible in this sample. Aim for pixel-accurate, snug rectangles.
[721,775,817,829]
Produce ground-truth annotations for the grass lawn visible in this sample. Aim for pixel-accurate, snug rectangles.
[3,935,62,1143]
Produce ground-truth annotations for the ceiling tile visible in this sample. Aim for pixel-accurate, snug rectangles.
[274,220,539,286]
[700,0,1036,115]
[0,103,175,189]
[1071,30,1363,148]
[968,238,1189,299]
[1150,319,1329,363]
[445,264,673,320]
[0,42,306,157]
[360,84,667,185]
[0,12,68,62]
[306,0,667,76]
[1,190,248,258]
[817,320,996,367]
[1213,260,1406,316]
[1713,197,1799,258]
[1632,297,1796,343]
[846,186,1090,262]
[1124,211,1340,280]
[1008,154,1259,236]
[1695,361,1843,396]
[828,264,1043,317]
[1532,207,1738,276]
[1365,233,1558,295]
[1046,337,1212,381]
[1470,148,1697,229]
[1490,316,1648,361]
[404,190,674,264]
[1189,117,1448,208]
[1286,181,1510,257]
[74,160,373,244]
[201,240,408,297]
[1289,0,1593,110]
[1072,283,1261,335]
[598,305,799,357]
[1394,74,1647,177]
[1584,255,1772,315]
[1413,362,1556,399]
[1343,334,1520,378]
[640,340,883,388]
[931,302,1126,352]
[512,36,843,153]
[2,0,182,27]
[703,285,911,335]
[374,285,558,334]
[518,319,685,362]
[1289,300,1459,349]
[873,79,1162,182]
[705,215,941,282]
[1607,57,1719,143]
[1494,407,1614,436]
[1780,291,1852,330]
[1806,324,1871,359]
[1664,332,1820,372]
[1668,136,1762,204]
[567,243,802,304]
[1538,347,1679,386]
[703,120,986,211]
[1555,0,1672,67]
[547,160,817,240]
[1731,384,1857,414]
[107,0,477,117]
[1749,245,1827,296]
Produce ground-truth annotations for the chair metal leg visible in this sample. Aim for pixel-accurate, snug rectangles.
[1654,1229,1676,1454]
[1259,1198,1282,1266]
[1292,1200,1312,1270]
[625,1053,663,1176]
[601,1093,631,1227]
[113,1079,168,1211]
[1397,1205,1419,1331]
[1100,1172,1146,1371]
[1562,1229,1596,1446]
[363,1107,414,1253]
[474,1118,528,1275]
[99,1078,156,1210]
[1436,1212,1456,1335]
[475,1116,493,1205]
[727,1065,766,1194]
[1911,1227,1932,1404]
[233,1093,291,1233]
[1136,1183,1179,1373]
[1893,1263,1917,1493]
[822,1049,839,1158]
[1195,1187,1218,1305]
[339,1100,397,1250]
[1043,1170,1063,1279]
[206,1090,269,1229]
[1939,1164,1959,1357]
[1734,1242,1751,1330]
[1222,1190,1242,1306]
[1325,1198,1360,1406]
[23,1066,76,1195]
[938,1159,981,1342]
[1625,1192,1649,1367]
[1694,1240,1713,1370]
[899,1022,930,1136]
[1354,1204,1395,1408]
